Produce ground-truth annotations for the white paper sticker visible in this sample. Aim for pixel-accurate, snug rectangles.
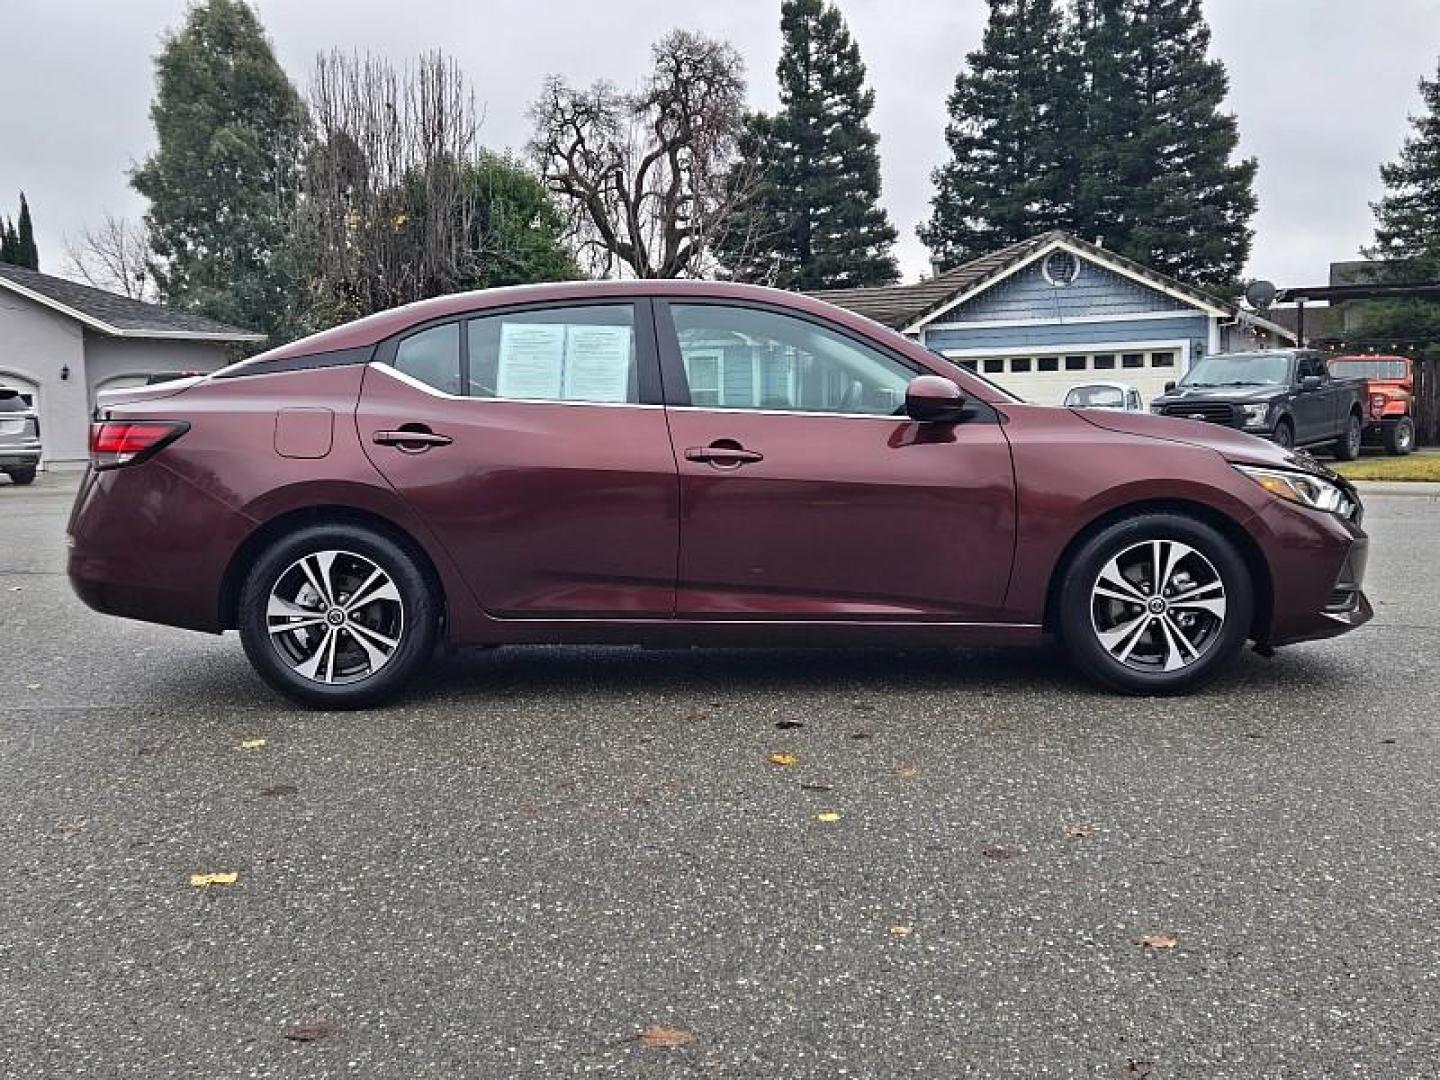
[497,323,565,400]
[563,324,632,403]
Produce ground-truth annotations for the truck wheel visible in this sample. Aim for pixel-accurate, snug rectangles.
[5,467,36,486]
[1332,413,1363,461]
[1272,418,1294,450]
[1383,417,1415,456]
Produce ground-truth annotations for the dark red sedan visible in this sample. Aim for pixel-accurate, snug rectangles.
[68,281,1370,707]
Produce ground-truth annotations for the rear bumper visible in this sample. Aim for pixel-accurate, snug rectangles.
[0,445,41,468]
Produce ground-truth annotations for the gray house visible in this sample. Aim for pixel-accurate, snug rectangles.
[0,264,263,465]
[815,231,1295,406]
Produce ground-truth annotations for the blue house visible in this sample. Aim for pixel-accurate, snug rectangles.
[814,231,1294,406]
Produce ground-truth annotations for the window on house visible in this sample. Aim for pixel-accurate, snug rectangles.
[1151,351,1175,368]
[982,358,1004,374]
[1093,354,1116,370]
[1122,353,1145,369]
[1038,356,1059,372]
[1065,356,1087,371]
[1011,357,1032,373]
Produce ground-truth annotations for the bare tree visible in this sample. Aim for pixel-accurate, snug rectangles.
[529,30,755,279]
[65,215,156,301]
[291,50,483,328]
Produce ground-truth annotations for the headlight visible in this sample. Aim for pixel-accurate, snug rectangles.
[1234,464,1355,517]
[1239,403,1269,428]
[1148,403,1165,415]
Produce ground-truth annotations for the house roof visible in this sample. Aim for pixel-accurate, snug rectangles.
[0,262,264,342]
[810,231,1262,334]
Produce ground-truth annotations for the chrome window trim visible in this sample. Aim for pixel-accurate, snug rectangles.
[368,362,663,409]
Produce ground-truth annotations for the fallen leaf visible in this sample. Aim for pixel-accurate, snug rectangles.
[816,811,841,823]
[26,683,40,691]
[519,802,543,816]
[774,720,804,730]
[189,872,238,888]
[8,586,21,592]
[637,1024,694,1048]
[260,784,298,798]
[239,738,267,750]
[1064,824,1094,839]
[284,1020,344,1042]
[1133,932,1179,950]
[889,925,914,937]
[1125,1059,1158,1078]
[894,764,918,779]
[982,844,1021,860]
[767,752,799,767]
[850,731,873,740]
[683,709,708,722]
[799,782,833,792]
[54,818,87,836]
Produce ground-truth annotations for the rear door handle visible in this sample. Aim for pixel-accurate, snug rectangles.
[684,445,764,466]
[374,428,453,450]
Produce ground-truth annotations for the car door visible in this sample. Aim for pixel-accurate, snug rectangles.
[655,300,1016,620]
[1291,354,1331,439]
[357,299,679,618]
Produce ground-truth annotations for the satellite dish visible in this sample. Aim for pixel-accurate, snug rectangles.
[1245,279,1277,310]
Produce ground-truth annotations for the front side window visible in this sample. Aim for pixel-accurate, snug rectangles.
[468,305,638,404]
[669,304,914,416]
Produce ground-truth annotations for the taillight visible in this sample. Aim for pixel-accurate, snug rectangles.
[89,420,189,469]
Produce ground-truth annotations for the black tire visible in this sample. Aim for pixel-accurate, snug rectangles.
[5,467,36,486]
[1058,513,1254,695]
[1271,418,1294,451]
[1332,412,1363,461]
[238,523,438,708]
[1383,416,1416,456]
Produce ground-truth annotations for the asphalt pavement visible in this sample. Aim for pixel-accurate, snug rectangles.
[2,472,1439,1078]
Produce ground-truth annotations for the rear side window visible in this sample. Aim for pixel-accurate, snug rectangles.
[0,393,28,413]
[466,305,637,404]
[394,323,462,395]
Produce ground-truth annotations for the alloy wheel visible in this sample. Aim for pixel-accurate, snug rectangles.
[266,550,405,685]
[1089,539,1227,674]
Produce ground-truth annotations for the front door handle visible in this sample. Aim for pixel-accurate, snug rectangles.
[685,444,764,467]
[374,428,453,451]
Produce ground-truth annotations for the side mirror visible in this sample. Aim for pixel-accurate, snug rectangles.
[1299,374,1323,391]
[905,375,968,423]
[1164,381,1177,393]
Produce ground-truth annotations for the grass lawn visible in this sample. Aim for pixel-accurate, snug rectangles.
[1333,453,1440,482]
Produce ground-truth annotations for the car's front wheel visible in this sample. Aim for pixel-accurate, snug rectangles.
[238,523,438,708]
[1058,514,1254,695]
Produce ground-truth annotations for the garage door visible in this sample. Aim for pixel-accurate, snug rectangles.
[951,348,1184,407]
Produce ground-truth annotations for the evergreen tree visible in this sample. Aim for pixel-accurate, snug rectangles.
[719,0,897,289]
[0,218,15,265]
[1075,0,1256,290]
[919,0,1079,268]
[16,193,38,269]
[1368,58,1440,278]
[464,153,579,289]
[131,0,307,339]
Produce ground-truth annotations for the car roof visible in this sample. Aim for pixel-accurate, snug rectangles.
[1067,381,1137,393]
[251,280,890,364]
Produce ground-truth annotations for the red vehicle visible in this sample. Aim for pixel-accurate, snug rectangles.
[1326,354,1417,455]
[68,281,1371,707]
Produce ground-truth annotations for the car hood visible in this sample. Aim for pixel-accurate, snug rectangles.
[1071,408,1333,474]
[1151,384,1280,404]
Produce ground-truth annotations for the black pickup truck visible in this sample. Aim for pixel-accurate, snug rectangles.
[1147,349,1367,458]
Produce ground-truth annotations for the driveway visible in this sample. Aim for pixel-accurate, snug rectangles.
[2,473,1439,1077]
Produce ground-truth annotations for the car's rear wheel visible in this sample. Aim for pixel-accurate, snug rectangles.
[1384,416,1415,456]
[5,467,36,486]
[1332,412,1363,461]
[238,524,438,708]
[1058,514,1253,695]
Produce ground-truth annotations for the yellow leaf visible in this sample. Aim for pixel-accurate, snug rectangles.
[816,811,841,823]
[767,753,799,767]
[1064,823,1094,839]
[637,1024,694,1048]
[895,764,918,779]
[890,925,914,937]
[189,872,238,888]
[239,739,267,750]
[1133,932,1179,950]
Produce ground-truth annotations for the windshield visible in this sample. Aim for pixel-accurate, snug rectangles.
[0,391,30,413]
[1329,359,1407,380]
[1180,353,1291,388]
[1065,385,1125,408]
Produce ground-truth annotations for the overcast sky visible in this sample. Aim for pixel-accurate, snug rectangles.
[3,0,1438,291]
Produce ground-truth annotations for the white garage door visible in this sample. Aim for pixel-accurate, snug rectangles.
[948,348,1186,407]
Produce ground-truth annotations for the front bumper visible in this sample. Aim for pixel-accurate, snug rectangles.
[1258,500,1373,647]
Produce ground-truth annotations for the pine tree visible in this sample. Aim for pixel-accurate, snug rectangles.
[920,0,1079,269]
[0,218,15,264]
[131,0,307,339]
[1076,0,1256,290]
[15,193,38,270]
[1368,58,1440,278]
[719,0,898,289]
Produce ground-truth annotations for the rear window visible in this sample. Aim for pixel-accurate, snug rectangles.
[0,392,29,413]
[1330,359,1407,380]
